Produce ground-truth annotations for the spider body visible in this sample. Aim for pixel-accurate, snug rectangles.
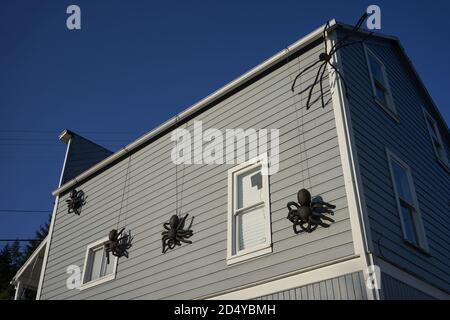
[104,228,132,264]
[161,214,194,254]
[66,189,86,215]
[291,13,373,110]
[287,189,335,234]
[319,52,330,61]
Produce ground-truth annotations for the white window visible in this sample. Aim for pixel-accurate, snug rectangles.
[80,237,117,290]
[423,108,449,169]
[364,46,396,117]
[227,154,272,265]
[387,150,428,252]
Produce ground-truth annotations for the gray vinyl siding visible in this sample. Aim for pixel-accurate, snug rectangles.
[381,273,434,300]
[61,134,113,184]
[254,272,367,300]
[40,40,356,300]
[338,31,450,293]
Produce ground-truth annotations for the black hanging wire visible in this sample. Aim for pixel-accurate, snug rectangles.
[116,155,132,229]
[175,114,180,216]
[291,12,374,110]
[287,53,313,191]
[173,115,188,217]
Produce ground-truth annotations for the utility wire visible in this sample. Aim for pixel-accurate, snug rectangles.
[0,239,42,242]
[0,210,51,213]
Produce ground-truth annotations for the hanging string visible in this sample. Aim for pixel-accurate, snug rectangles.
[116,154,132,229]
[288,50,313,191]
[174,114,180,216]
[178,119,188,215]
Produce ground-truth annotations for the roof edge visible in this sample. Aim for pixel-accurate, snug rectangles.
[11,236,48,285]
[53,20,448,197]
[52,19,336,197]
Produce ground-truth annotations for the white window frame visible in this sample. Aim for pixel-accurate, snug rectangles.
[364,45,397,120]
[386,149,429,253]
[80,236,118,291]
[227,154,272,265]
[422,107,449,171]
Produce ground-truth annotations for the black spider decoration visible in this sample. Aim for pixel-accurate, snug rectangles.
[161,214,194,254]
[66,189,86,215]
[104,228,133,264]
[287,189,336,234]
[291,12,374,110]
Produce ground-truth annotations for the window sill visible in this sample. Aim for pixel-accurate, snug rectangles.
[403,239,430,257]
[227,244,272,266]
[374,97,399,123]
[80,273,116,291]
[436,158,450,174]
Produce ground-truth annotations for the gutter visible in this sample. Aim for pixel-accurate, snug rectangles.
[53,19,446,197]
[52,20,337,197]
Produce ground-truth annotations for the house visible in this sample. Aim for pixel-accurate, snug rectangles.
[16,18,449,300]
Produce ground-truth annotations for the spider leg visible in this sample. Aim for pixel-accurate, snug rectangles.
[177,214,188,231]
[328,12,368,55]
[323,21,330,54]
[186,215,195,230]
[331,31,374,54]
[305,62,325,110]
[319,64,328,108]
[183,232,193,239]
[176,236,192,244]
[327,61,349,100]
[319,214,335,223]
[291,60,322,93]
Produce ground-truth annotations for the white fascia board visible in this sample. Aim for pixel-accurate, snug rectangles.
[51,20,338,197]
[206,256,364,300]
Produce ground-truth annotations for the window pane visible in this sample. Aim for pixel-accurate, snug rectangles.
[89,247,104,281]
[427,118,438,140]
[375,83,387,104]
[369,55,385,86]
[237,167,264,209]
[392,161,413,204]
[103,250,115,276]
[400,203,419,246]
[237,206,266,251]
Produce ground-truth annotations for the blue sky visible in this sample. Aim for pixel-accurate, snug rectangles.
[0,0,449,248]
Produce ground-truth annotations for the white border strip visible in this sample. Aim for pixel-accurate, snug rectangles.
[208,257,364,300]
[326,32,375,299]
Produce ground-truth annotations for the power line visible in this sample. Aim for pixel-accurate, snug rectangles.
[0,239,42,242]
[0,210,51,214]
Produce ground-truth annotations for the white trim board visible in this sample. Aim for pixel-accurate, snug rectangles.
[208,257,364,300]
[326,32,376,300]
[36,137,72,300]
[79,236,118,291]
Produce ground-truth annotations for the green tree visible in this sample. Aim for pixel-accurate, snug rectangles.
[0,215,50,300]
[0,242,21,300]
[21,214,50,264]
